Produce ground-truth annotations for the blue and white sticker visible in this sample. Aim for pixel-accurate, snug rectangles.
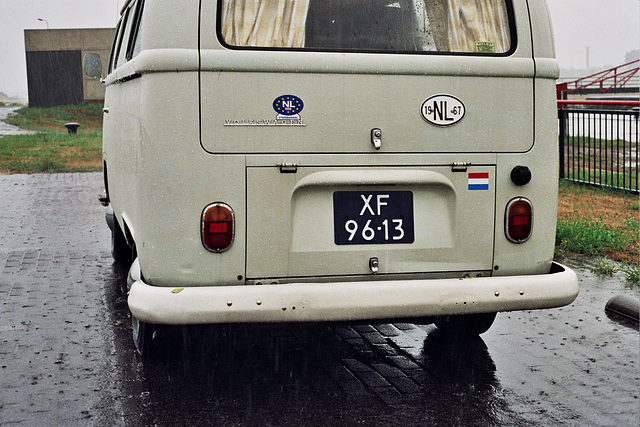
[273,95,304,120]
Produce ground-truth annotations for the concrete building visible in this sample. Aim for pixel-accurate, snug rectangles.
[24,28,114,107]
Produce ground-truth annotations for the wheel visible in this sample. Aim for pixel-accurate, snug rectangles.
[434,312,497,336]
[110,215,131,264]
[126,257,155,355]
[132,315,156,356]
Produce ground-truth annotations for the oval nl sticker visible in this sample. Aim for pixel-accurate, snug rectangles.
[421,95,465,126]
[273,95,304,120]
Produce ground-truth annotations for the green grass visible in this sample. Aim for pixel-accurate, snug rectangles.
[556,182,639,285]
[622,265,640,284]
[558,178,640,198]
[562,168,638,189]
[0,103,102,173]
[562,135,636,149]
[4,102,104,132]
[556,217,639,286]
[0,102,24,107]
[561,133,639,191]
[556,217,630,256]
[591,257,618,276]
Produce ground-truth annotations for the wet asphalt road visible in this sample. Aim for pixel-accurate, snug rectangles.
[0,107,34,136]
[0,173,638,426]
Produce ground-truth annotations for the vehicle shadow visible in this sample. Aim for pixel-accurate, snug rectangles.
[102,262,524,426]
[413,332,525,426]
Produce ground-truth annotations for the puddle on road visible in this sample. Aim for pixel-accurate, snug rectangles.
[0,106,35,136]
[563,256,638,301]
[484,257,639,425]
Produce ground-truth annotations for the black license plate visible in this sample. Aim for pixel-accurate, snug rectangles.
[333,191,414,245]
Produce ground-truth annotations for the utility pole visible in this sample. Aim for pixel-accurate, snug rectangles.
[586,46,590,69]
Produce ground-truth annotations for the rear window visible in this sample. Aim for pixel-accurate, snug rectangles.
[219,0,513,54]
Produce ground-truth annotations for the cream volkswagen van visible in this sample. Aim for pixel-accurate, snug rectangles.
[97,0,578,354]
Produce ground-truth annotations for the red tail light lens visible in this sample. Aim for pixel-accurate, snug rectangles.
[505,198,533,243]
[202,203,234,252]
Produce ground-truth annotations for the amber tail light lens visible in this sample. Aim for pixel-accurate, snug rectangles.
[202,203,234,252]
[505,197,533,243]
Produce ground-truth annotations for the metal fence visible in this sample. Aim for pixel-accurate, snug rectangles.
[558,101,639,194]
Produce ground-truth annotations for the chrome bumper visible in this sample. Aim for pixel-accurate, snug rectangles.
[128,262,579,325]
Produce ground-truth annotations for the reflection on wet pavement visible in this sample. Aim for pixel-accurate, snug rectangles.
[0,173,638,426]
[95,263,535,426]
[93,229,640,425]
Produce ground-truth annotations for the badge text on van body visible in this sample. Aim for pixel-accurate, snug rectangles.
[224,119,306,127]
[224,95,306,126]
[421,95,465,126]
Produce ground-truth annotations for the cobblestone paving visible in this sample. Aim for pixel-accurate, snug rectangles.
[0,173,112,425]
[0,173,638,426]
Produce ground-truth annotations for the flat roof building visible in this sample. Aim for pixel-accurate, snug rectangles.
[24,28,114,107]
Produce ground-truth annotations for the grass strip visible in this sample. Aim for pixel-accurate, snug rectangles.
[556,216,630,256]
[0,131,102,173]
[0,103,102,173]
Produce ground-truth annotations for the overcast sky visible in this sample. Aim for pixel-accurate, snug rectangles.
[0,0,638,98]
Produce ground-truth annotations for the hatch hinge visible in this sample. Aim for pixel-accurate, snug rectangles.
[451,162,471,172]
[278,163,299,173]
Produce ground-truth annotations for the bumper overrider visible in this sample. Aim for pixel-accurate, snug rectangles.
[128,262,579,325]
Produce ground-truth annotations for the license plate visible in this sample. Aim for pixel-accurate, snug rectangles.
[333,191,414,245]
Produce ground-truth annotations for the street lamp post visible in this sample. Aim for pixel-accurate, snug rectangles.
[37,18,49,29]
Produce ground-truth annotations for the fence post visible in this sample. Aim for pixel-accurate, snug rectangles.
[558,108,565,179]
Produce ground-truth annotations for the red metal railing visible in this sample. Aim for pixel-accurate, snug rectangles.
[558,99,639,108]
[557,60,639,95]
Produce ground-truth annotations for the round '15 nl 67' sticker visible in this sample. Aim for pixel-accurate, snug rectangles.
[421,94,465,126]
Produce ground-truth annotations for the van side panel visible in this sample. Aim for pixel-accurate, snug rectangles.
[527,0,557,60]
[492,1,560,277]
[493,78,560,277]
[104,0,247,287]
[102,74,142,247]
[108,70,249,287]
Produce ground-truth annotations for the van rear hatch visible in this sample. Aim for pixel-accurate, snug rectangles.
[245,165,496,279]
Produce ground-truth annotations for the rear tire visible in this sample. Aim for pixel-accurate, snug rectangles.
[127,256,154,355]
[434,312,497,336]
[111,216,131,264]
[132,315,156,356]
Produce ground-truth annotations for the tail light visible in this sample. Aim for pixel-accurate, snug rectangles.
[202,203,234,252]
[505,198,532,243]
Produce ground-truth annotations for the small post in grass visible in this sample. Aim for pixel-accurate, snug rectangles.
[64,122,80,134]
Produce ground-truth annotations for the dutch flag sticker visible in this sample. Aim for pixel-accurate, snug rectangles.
[468,172,489,190]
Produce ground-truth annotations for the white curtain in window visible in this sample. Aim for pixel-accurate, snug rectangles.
[412,0,438,51]
[447,0,510,52]
[221,0,311,48]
